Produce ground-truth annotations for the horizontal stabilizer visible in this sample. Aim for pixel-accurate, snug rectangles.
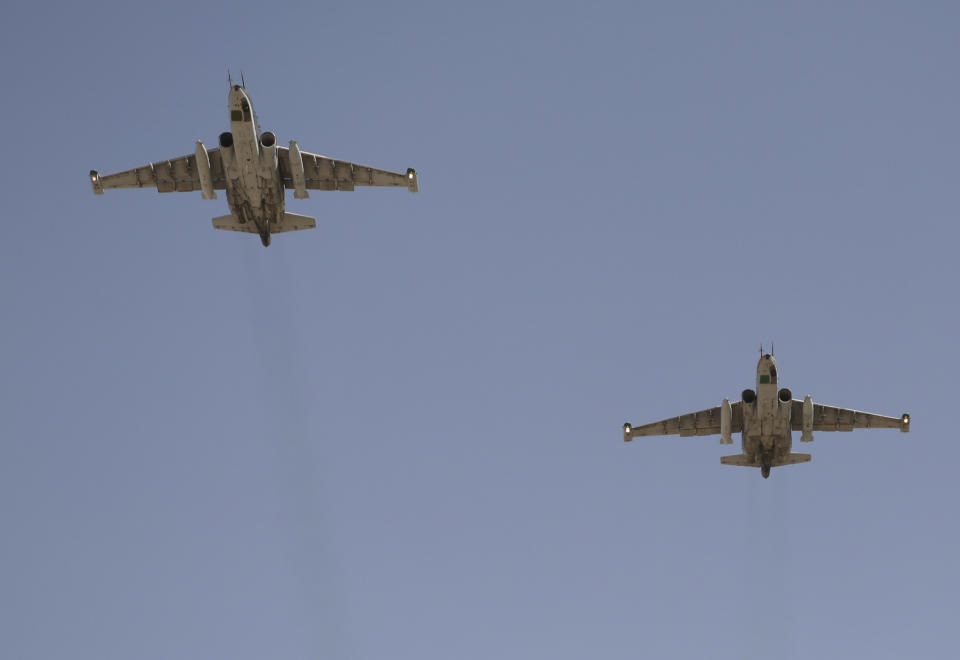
[212,213,316,235]
[720,453,812,468]
[720,454,757,467]
[212,214,257,233]
[772,453,811,467]
[273,212,316,233]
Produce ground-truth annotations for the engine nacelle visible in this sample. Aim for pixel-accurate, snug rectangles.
[720,397,733,444]
[742,389,756,404]
[218,132,236,170]
[194,141,217,200]
[288,140,309,199]
[778,387,792,403]
[259,131,277,169]
[801,395,814,442]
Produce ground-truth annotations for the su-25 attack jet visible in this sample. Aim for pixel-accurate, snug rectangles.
[623,353,910,478]
[90,81,418,246]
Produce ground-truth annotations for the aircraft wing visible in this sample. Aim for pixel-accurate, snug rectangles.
[90,150,226,194]
[277,146,418,192]
[624,402,742,440]
[790,401,910,432]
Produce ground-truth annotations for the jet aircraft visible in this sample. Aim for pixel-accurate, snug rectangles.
[90,82,418,246]
[623,353,910,478]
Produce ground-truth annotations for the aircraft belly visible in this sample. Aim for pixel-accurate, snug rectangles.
[755,400,792,450]
[741,423,791,461]
[225,173,285,234]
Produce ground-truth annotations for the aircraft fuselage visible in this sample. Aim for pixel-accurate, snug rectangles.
[739,354,794,476]
[220,85,284,246]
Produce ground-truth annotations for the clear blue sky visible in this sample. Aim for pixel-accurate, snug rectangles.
[2,2,957,659]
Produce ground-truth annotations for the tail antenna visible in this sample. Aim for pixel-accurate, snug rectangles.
[240,71,246,88]
[228,70,233,87]
[771,342,774,356]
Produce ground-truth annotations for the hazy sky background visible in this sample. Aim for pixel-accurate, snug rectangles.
[2,2,958,659]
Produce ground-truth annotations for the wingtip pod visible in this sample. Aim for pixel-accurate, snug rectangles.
[90,170,104,195]
[900,413,910,433]
[406,168,419,193]
[623,423,632,442]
